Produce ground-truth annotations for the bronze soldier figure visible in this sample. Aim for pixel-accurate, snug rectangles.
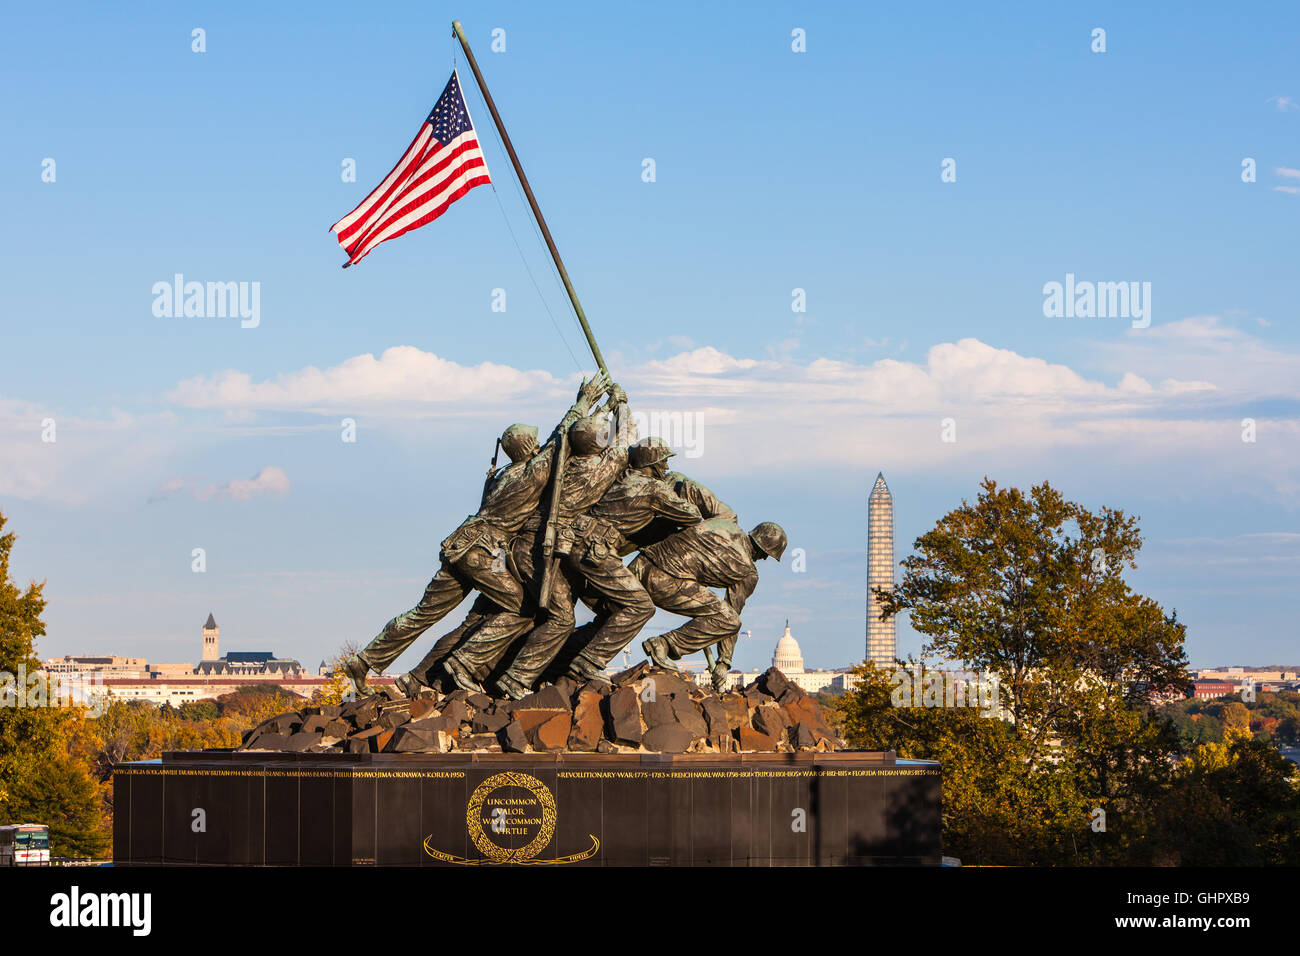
[633,518,787,691]
[394,593,499,696]
[536,436,703,683]
[341,372,611,694]
[663,470,736,523]
[437,387,634,697]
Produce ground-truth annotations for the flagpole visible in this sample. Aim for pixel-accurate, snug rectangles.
[451,19,609,378]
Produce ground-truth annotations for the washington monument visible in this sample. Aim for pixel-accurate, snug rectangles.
[866,472,896,665]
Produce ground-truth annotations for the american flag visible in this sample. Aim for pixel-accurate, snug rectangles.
[331,70,492,267]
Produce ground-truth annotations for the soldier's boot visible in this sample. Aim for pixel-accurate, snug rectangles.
[641,635,680,672]
[710,660,730,694]
[441,654,486,695]
[394,672,426,699]
[564,653,603,684]
[490,671,531,701]
[341,654,376,697]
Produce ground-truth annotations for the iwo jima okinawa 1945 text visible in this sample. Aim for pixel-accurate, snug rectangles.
[110,21,942,867]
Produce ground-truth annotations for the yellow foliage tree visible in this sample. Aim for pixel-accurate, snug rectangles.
[310,664,353,707]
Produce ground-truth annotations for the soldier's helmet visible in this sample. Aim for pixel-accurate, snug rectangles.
[749,522,788,561]
[567,415,609,455]
[500,424,539,462]
[630,437,675,469]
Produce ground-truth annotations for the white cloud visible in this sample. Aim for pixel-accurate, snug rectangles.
[642,346,767,378]
[1150,533,1300,574]
[1118,372,1153,393]
[168,345,568,415]
[1104,315,1300,397]
[150,466,291,503]
[200,466,290,501]
[8,316,1299,506]
[0,399,178,505]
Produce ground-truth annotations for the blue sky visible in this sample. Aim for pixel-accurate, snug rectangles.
[2,1,1297,673]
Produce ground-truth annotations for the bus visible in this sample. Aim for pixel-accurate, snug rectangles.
[0,824,51,866]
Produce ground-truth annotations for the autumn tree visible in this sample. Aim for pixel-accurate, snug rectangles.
[0,511,58,808]
[1121,738,1300,865]
[310,645,362,707]
[835,662,1094,865]
[875,478,1189,754]
[840,479,1195,864]
[0,510,110,857]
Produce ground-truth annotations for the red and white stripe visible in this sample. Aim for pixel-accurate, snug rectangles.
[331,127,491,266]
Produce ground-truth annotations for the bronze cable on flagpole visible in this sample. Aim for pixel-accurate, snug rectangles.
[451,19,609,378]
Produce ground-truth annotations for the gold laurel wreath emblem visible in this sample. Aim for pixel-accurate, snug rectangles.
[467,771,556,863]
[423,771,599,865]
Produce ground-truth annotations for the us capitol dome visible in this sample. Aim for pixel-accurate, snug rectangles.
[772,621,805,674]
[711,622,860,695]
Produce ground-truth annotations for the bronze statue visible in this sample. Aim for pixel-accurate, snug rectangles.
[664,470,736,524]
[633,518,787,692]
[316,26,790,706]
[336,375,786,702]
[432,389,633,697]
[528,436,703,684]
[342,372,611,694]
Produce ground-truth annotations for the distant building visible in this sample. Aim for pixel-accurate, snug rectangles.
[710,623,860,695]
[191,613,304,678]
[202,613,220,662]
[1193,667,1298,682]
[44,655,149,678]
[43,613,323,707]
[866,472,897,666]
[1191,679,1241,701]
[773,622,804,674]
[148,662,198,679]
[194,652,305,678]
[103,676,349,707]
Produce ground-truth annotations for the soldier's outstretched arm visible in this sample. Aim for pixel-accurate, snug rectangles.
[579,370,612,406]
[607,383,633,450]
[668,473,736,521]
[538,371,611,457]
[652,482,703,527]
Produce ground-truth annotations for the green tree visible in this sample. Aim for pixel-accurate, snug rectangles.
[835,662,1093,865]
[875,479,1188,758]
[844,479,1193,865]
[1123,738,1300,865]
[0,511,59,810]
[0,511,110,856]
[4,752,110,858]
[1221,701,1252,736]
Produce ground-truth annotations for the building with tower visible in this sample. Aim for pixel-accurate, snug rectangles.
[193,612,304,678]
[866,472,897,665]
[41,612,357,708]
[202,612,219,661]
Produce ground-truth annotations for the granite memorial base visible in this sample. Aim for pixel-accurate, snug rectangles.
[113,750,941,866]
